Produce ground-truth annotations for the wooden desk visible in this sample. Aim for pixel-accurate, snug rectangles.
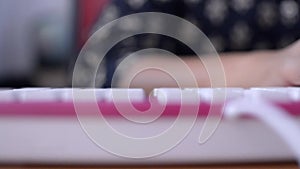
[1,162,298,169]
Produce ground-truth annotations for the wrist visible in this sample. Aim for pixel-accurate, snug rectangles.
[275,47,298,86]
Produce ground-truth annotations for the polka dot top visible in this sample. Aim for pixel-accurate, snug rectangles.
[84,0,300,87]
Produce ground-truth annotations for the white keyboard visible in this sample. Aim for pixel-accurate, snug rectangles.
[1,87,300,103]
[0,87,300,165]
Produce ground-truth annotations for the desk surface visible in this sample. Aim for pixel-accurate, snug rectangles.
[1,162,298,169]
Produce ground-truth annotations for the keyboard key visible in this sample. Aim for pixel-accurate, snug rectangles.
[193,88,244,102]
[152,88,182,104]
[0,90,15,102]
[104,88,145,102]
[285,87,300,101]
[153,88,200,104]
[12,88,51,102]
[51,88,73,102]
[66,88,106,102]
[248,87,297,102]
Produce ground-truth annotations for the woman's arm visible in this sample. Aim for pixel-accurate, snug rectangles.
[117,40,300,92]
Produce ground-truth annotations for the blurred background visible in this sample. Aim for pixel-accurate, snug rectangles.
[0,0,108,88]
[1,0,299,89]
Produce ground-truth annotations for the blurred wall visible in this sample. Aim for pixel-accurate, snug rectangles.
[0,0,74,87]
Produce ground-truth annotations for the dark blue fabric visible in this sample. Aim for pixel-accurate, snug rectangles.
[93,0,300,87]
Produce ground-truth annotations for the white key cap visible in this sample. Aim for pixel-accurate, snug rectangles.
[0,90,15,102]
[286,87,300,101]
[104,88,145,102]
[249,87,294,102]
[153,88,200,104]
[152,88,182,104]
[52,88,73,102]
[12,88,51,102]
[66,88,106,102]
[196,88,244,102]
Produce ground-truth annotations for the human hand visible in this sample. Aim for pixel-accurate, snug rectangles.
[279,39,300,86]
